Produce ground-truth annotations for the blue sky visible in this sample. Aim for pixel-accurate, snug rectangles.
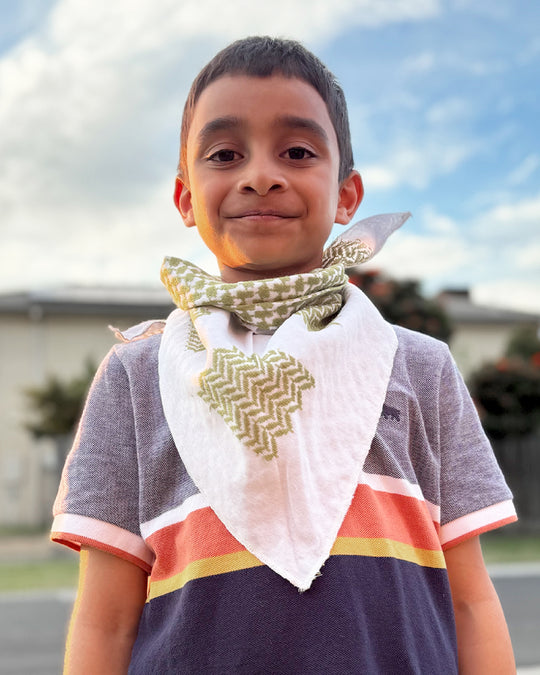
[1,0,539,312]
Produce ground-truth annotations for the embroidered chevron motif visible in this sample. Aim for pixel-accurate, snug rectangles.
[321,240,373,268]
[186,324,205,352]
[198,347,315,460]
[299,292,342,331]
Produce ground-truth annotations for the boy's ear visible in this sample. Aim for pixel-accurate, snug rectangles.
[335,171,364,225]
[174,176,196,228]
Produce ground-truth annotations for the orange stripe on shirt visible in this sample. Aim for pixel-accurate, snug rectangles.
[338,484,440,550]
[147,506,245,581]
[147,484,441,583]
[146,536,446,602]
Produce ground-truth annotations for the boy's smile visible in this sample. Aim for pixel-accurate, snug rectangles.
[175,74,363,282]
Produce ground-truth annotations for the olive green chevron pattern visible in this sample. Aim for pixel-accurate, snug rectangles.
[161,257,348,333]
[185,308,209,352]
[299,293,343,331]
[321,240,373,268]
[191,306,211,320]
[198,347,315,460]
[186,323,205,352]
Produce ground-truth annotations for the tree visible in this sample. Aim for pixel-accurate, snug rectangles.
[24,360,95,438]
[23,361,96,480]
[468,325,540,440]
[468,358,540,439]
[505,326,540,365]
[348,269,452,342]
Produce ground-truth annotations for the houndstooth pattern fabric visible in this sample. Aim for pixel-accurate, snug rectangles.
[161,258,347,333]
[161,212,411,333]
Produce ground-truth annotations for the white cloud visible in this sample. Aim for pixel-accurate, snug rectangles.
[39,0,444,54]
[473,280,540,315]
[473,193,540,238]
[0,0,446,291]
[361,166,399,190]
[361,136,476,191]
[516,242,540,271]
[364,230,472,283]
[356,195,540,315]
[507,154,540,186]
[516,36,540,66]
[425,97,471,125]
[401,51,436,75]
[5,0,539,315]
[419,207,460,235]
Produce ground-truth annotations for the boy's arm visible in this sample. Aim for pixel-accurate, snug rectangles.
[64,546,148,674]
[444,535,515,674]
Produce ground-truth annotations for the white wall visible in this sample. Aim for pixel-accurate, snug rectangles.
[0,312,146,527]
[449,323,524,381]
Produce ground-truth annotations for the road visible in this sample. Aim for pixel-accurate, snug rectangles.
[491,569,540,670]
[0,589,73,675]
[0,571,539,674]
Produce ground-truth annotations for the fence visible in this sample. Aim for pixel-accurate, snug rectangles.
[492,433,540,532]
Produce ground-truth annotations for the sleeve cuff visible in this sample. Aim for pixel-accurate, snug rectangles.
[440,500,517,550]
[51,513,155,573]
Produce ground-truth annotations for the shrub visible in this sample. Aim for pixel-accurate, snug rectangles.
[468,357,540,439]
[348,269,452,342]
[24,360,95,438]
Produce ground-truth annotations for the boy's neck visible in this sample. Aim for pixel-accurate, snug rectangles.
[218,259,324,283]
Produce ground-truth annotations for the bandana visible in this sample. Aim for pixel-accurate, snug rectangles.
[158,212,410,590]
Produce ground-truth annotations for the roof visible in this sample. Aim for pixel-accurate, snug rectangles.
[1,285,538,325]
[0,286,175,318]
[437,290,540,325]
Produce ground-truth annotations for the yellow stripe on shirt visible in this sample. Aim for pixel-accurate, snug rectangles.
[331,536,446,569]
[147,549,263,601]
[147,536,446,602]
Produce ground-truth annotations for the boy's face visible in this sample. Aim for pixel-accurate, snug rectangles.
[175,74,363,282]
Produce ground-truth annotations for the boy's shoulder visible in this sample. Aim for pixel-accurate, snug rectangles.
[108,319,165,370]
[391,324,453,374]
[112,319,166,344]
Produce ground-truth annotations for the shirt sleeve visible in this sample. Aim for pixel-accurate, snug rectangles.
[51,346,154,572]
[437,345,517,549]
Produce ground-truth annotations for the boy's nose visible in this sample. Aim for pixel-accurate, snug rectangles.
[237,158,287,196]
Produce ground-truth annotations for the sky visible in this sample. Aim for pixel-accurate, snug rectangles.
[1,0,539,313]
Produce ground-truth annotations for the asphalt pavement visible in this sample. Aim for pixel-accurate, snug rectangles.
[490,568,540,671]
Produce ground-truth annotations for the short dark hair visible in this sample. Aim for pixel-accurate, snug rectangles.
[178,36,354,183]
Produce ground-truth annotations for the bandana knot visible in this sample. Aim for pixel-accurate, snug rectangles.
[161,259,349,333]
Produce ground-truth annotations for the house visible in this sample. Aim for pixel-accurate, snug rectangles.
[0,287,174,528]
[436,289,540,380]
[0,285,538,528]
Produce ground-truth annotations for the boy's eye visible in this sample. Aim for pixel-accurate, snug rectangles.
[207,149,239,163]
[284,147,316,160]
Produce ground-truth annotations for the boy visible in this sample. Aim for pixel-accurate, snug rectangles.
[52,37,517,673]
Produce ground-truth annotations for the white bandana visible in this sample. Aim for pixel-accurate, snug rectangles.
[158,213,409,590]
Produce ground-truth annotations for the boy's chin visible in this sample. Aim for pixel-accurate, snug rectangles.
[219,257,323,283]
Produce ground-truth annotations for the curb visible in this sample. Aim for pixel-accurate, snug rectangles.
[488,562,540,578]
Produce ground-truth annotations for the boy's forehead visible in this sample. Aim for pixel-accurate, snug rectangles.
[187,74,337,147]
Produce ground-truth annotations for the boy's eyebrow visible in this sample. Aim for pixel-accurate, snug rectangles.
[196,116,243,148]
[274,115,330,144]
[195,115,330,148]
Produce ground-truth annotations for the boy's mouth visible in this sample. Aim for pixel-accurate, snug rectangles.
[229,210,297,219]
